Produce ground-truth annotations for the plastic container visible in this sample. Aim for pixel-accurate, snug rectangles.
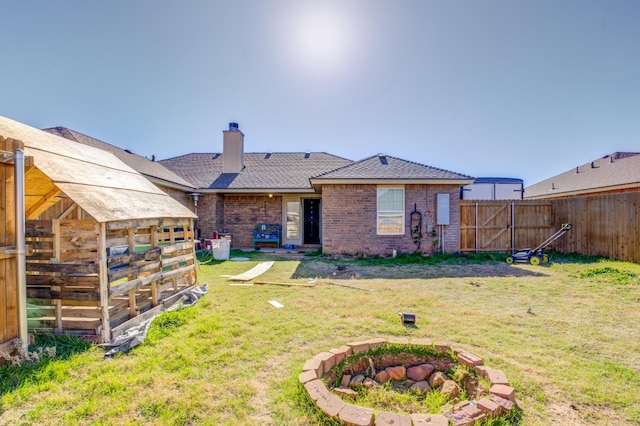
[210,239,230,260]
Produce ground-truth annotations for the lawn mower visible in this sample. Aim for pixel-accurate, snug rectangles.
[506,223,572,265]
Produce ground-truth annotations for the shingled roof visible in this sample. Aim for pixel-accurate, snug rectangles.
[43,127,194,189]
[310,154,473,184]
[159,152,353,191]
[524,152,640,199]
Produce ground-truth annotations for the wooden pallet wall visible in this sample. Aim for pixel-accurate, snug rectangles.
[25,218,196,343]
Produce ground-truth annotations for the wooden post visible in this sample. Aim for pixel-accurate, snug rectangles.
[97,223,111,343]
[51,219,62,333]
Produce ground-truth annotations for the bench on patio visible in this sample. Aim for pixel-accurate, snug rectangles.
[253,223,281,248]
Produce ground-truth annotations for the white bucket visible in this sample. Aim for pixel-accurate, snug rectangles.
[210,239,230,260]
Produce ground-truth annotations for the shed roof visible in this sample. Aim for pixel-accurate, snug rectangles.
[524,152,640,199]
[0,116,196,223]
[310,154,474,184]
[160,152,353,191]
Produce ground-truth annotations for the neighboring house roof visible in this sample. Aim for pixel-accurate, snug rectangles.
[160,152,353,191]
[42,126,195,189]
[310,154,474,185]
[524,152,640,199]
[0,115,196,223]
[472,177,523,184]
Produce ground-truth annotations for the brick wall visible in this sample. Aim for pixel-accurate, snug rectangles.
[321,184,461,256]
[221,195,282,247]
[197,194,224,240]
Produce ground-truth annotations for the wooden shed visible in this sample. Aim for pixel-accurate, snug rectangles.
[0,116,198,344]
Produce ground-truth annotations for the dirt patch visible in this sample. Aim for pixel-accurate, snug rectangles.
[294,260,546,280]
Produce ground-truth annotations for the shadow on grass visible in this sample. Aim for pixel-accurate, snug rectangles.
[0,334,92,397]
[291,252,607,280]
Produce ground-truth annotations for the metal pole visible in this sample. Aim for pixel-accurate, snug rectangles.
[14,149,28,352]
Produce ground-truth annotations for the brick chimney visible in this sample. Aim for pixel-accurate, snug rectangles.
[223,122,244,173]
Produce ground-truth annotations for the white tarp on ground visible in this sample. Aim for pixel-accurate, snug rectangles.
[104,284,208,357]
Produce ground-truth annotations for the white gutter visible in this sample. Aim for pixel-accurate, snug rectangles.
[15,148,28,352]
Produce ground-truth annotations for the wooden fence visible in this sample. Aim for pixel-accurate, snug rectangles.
[0,138,19,354]
[552,192,640,262]
[460,200,553,253]
[460,194,640,263]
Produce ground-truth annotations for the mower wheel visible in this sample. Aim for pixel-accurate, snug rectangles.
[505,256,514,264]
[529,256,541,266]
[543,254,549,263]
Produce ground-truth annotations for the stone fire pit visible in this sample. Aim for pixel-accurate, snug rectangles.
[298,337,518,426]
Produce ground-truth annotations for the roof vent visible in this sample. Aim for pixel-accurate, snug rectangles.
[591,161,596,168]
[212,153,221,160]
[551,182,556,190]
[229,122,239,131]
[379,154,388,165]
[304,152,310,159]
[124,149,133,154]
[264,153,271,159]
[575,166,579,174]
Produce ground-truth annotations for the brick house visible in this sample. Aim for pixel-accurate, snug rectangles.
[524,152,640,199]
[49,122,473,255]
[159,124,473,256]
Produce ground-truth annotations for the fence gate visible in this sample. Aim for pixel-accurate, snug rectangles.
[460,200,553,253]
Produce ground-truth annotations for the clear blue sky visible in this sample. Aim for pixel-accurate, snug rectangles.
[2,0,639,186]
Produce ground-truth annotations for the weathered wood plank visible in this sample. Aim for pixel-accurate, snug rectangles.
[109,271,163,297]
[26,262,99,274]
[27,289,100,301]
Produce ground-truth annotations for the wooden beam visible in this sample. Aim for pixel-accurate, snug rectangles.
[26,186,62,219]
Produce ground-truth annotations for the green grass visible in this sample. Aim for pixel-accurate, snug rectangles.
[1,254,639,425]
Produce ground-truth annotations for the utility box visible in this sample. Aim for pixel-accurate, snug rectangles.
[437,193,450,225]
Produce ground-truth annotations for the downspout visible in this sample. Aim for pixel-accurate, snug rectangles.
[14,149,28,352]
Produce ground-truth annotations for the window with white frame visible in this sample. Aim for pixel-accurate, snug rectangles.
[377,186,404,235]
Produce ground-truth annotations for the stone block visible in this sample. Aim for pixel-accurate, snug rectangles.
[330,345,352,364]
[302,357,323,378]
[407,363,435,381]
[439,380,460,398]
[316,390,346,418]
[434,343,451,354]
[348,341,370,354]
[304,379,328,402]
[340,374,352,388]
[374,369,390,384]
[339,403,374,426]
[365,337,387,349]
[477,398,501,417]
[411,413,449,426]
[485,367,509,385]
[298,369,318,384]
[409,380,431,393]
[385,365,406,380]
[375,411,411,426]
[490,384,516,402]
[459,401,485,421]
[315,351,337,373]
[489,394,514,412]
[445,410,474,426]
[409,338,432,347]
[457,351,483,368]
[386,337,409,345]
[333,387,357,400]
[350,374,366,389]
[428,371,447,388]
